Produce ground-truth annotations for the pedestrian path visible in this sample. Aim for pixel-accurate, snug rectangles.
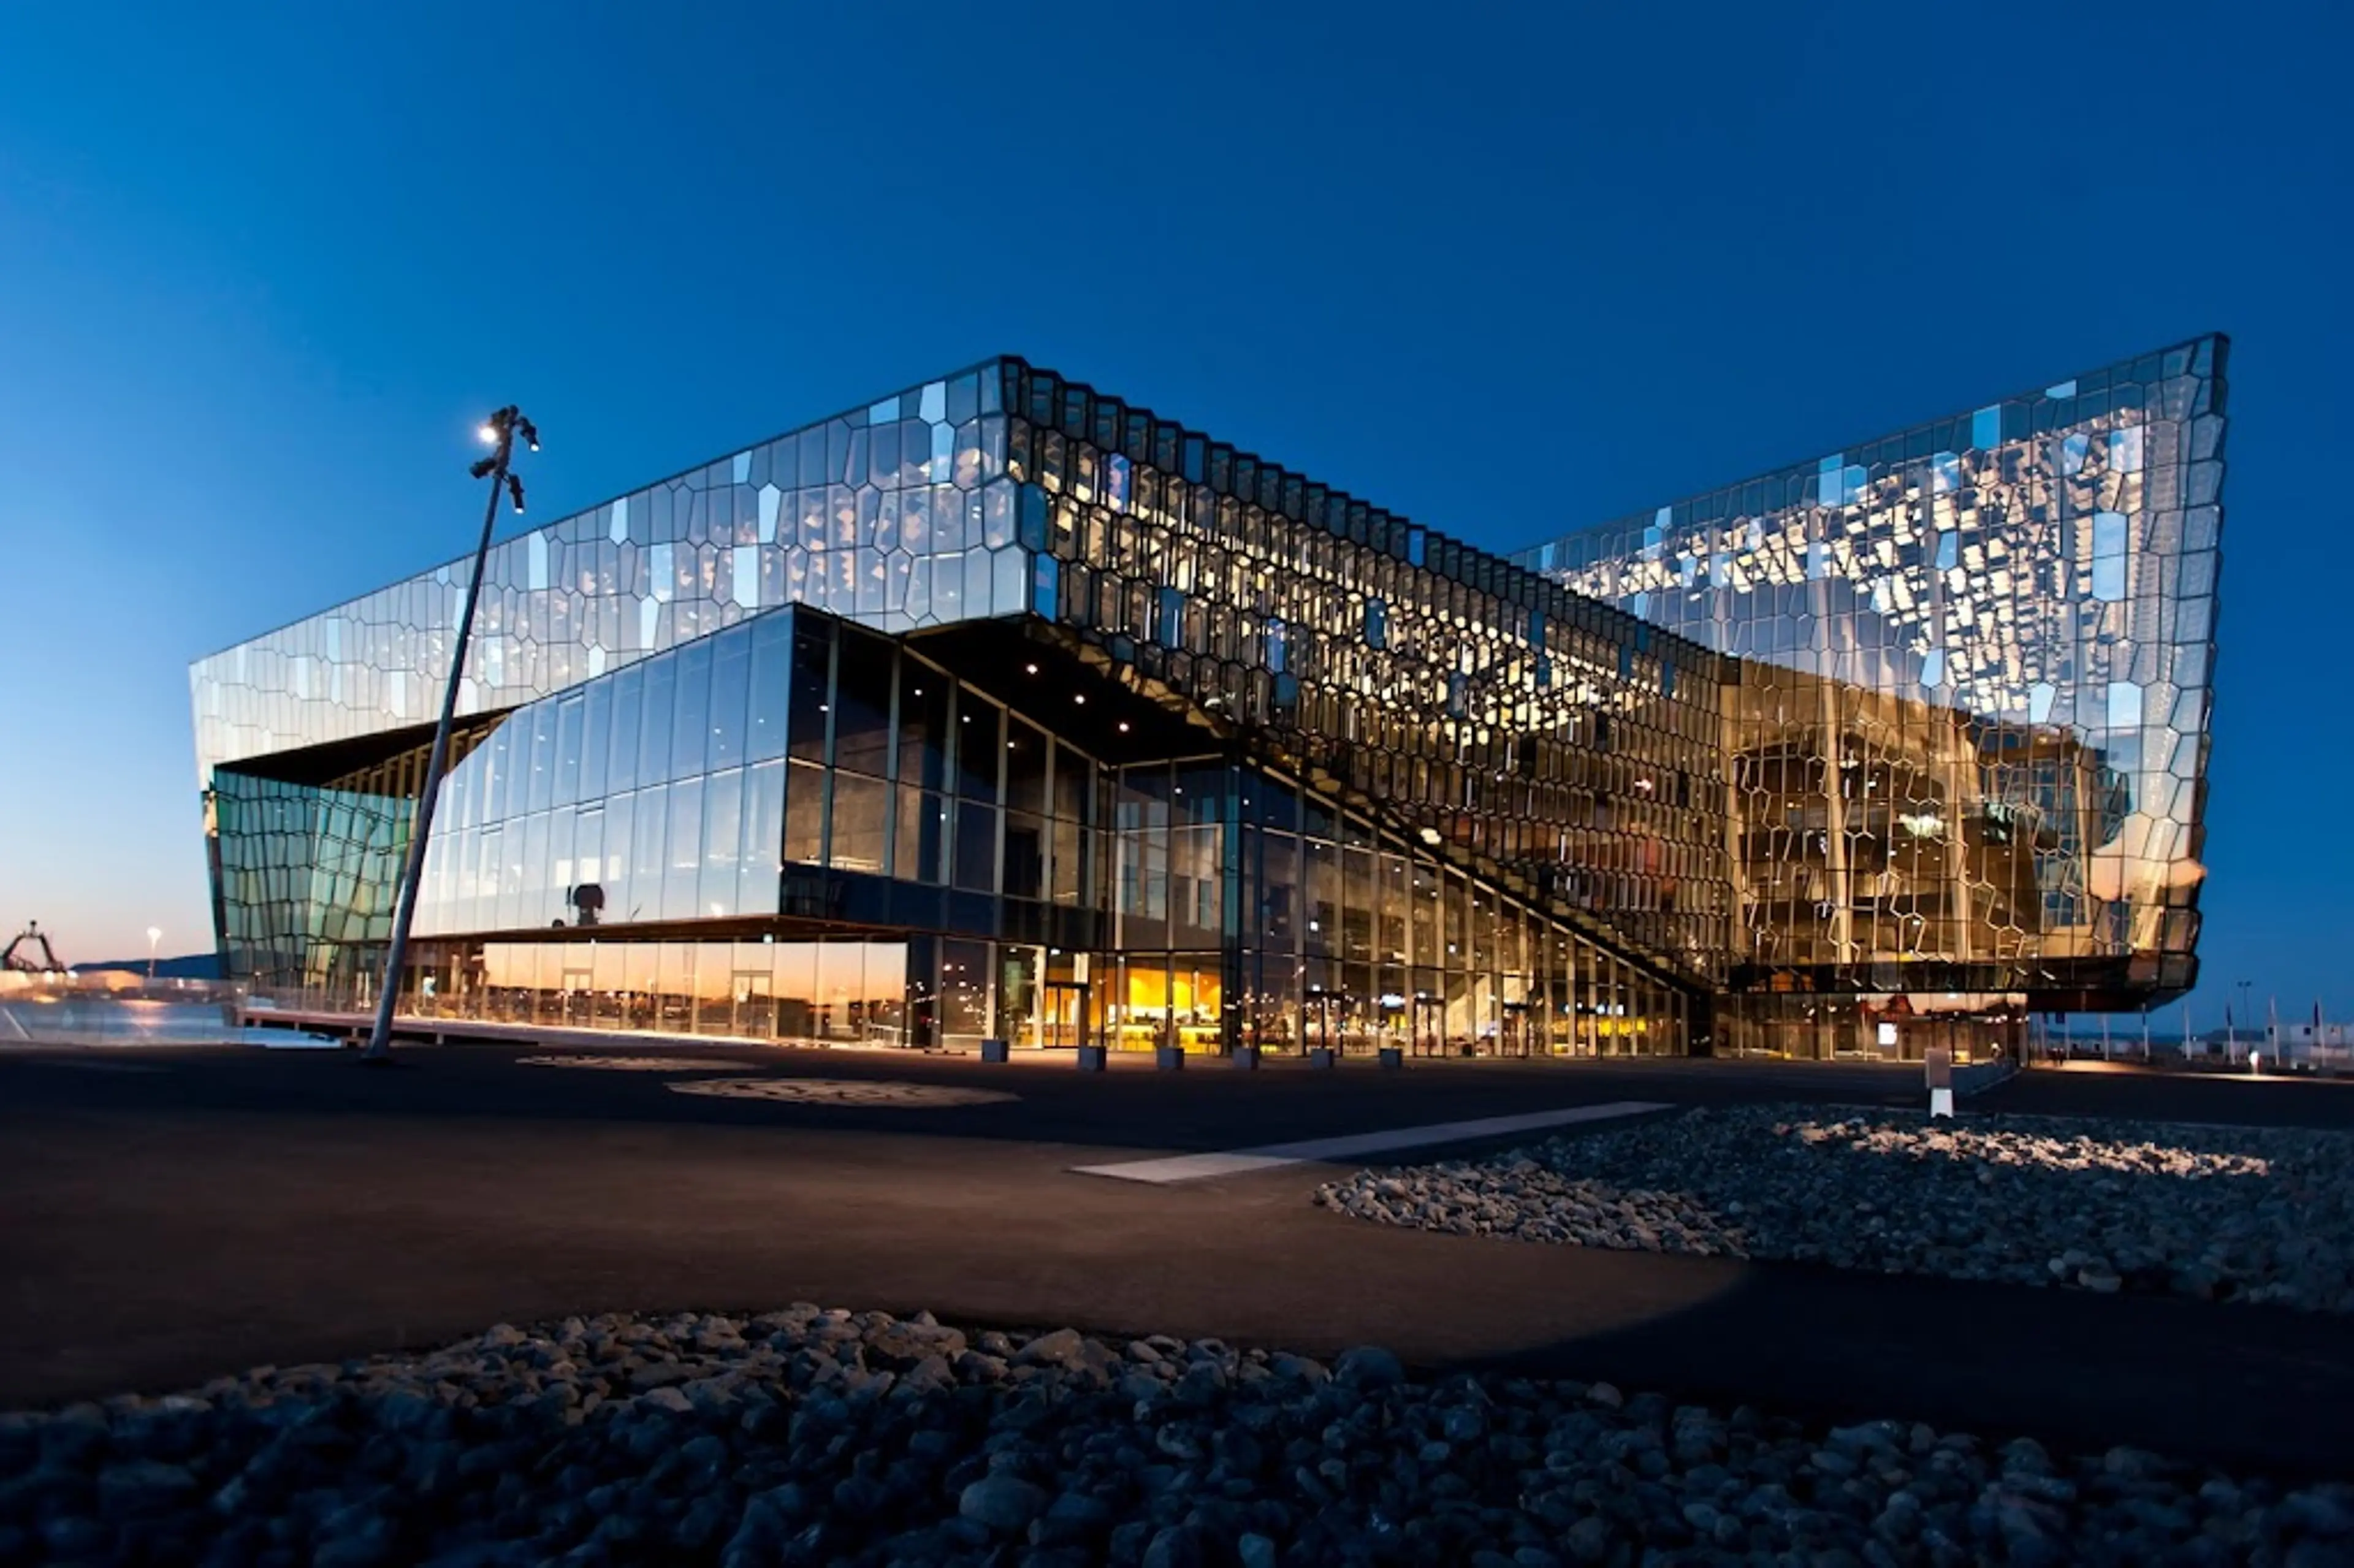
[1072,1100,1670,1183]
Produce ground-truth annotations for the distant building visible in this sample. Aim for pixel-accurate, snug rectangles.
[190,340,2227,1060]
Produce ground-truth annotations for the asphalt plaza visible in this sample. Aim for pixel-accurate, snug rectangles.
[4,1043,2353,1476]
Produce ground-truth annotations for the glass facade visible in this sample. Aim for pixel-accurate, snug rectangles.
[190,366,1023,785]
[192,340,2225,1062]
[371,609,1688,1054]
[1518,335,2226,1055]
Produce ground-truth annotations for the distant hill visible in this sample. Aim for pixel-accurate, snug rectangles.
[69,952,222,980]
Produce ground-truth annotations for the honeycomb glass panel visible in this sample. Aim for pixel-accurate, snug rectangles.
[192,346,2221,1065]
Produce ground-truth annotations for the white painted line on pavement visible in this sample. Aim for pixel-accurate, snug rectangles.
[1072,1100,1671,1184]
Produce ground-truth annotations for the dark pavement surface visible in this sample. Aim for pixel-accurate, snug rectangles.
[4,1045,2352,1477]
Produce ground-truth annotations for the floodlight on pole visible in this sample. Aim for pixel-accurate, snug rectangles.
[360,404,539,1066]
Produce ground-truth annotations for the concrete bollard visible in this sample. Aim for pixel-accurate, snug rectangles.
[980,1037,1010,1064]
[1075,1045,1107,1072]
[1232,1045,1259,1071]
[1308,1047,1336,1070]
[1377,1046,1404,1070]
[1155,1045,1186,1072]
[1925,1043,1954,1118]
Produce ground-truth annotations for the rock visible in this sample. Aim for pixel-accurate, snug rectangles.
[37,1409,107,1469]
[96,1459,197,1512]
[894,1353,954,1395]
[1563,1513,1611,1564]
[0,1295,2322,1566]
[1041,1491,1113,1532]
[866,1320,967,1366]
[2002,1436,2054,1473]
[1333,1346,1404,1387]
[2287,1539,2354,1568]
[313,1526,398,1568]
[1142,1522,1208,1568]
[1313,1104,2354,1314]
[40,1516,110,1559]
[2284,1490,2354,1537]
[1442,1406,1486,1443]
[955,1350,1009,1383]
[1268,1353,1328,1387]
[1017,1329,1087,1368]
[958,1474,1048,1532]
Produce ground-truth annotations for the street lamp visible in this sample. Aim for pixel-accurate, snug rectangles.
[360,405,539,1065]
[146,926,161,982]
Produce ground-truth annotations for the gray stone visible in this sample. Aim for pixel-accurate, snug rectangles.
[955,1350,1009,1383]
[1143,1523,1208,1568]
[959,1474,1048,1532]
[1018,1329,1087,1367]
[866,1320,967,1366]
[2285,1490,2354,1537]
[1563,1513,1611,1564]
[1333,1345,1404,1387]
[1314,1104,2354,1313]
[97,1458,197,1511]
[0,1293,2319,1567]
[1268,1353,1328,1387]
[40,1515,109,1559]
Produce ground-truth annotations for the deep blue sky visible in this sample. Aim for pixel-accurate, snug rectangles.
[1,2,2344,1021]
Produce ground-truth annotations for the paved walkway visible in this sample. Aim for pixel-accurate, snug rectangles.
[3,1046,2350,1476]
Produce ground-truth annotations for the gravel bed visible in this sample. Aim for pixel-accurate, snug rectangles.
[5,1306,2354,1567]
[1316,1105,2354,1310]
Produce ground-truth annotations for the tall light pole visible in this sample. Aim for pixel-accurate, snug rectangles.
[360,406,538,1065]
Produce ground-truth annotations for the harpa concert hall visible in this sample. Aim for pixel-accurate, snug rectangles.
[191,337,2227,1060]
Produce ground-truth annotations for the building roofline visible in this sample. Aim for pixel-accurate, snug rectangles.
[189,355,1018,664]
[1513,331,2227,558]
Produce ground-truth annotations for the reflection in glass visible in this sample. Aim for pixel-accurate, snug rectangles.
[196,344,2222,1067]
[783,760,825,866]
[830,774,888,874]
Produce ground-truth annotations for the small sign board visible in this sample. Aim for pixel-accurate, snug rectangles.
[1924,1043,1956,1117]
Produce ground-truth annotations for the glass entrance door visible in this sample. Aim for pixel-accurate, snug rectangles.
[560,967,594,1027]
[1043,981,1090,1051]
[1411,992,1445,1057]
[732,972,774,1039]
[1305,991,1349,1056]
